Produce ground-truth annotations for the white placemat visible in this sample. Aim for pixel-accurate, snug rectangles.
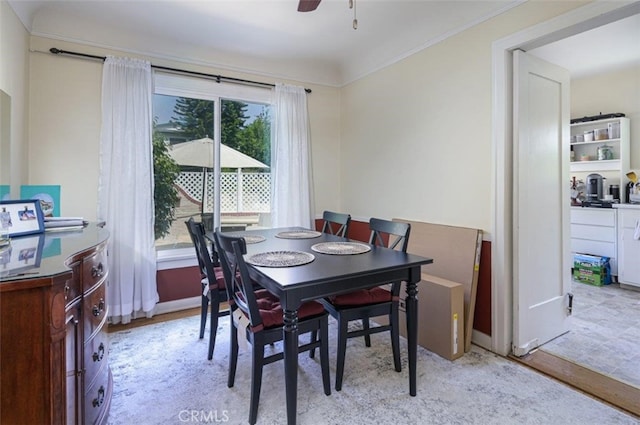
[275,230,322,239]
[311,242,371,255]
[246,250,315,267]
[240,234,266,244]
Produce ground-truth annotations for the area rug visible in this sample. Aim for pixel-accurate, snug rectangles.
[107,315,637,425]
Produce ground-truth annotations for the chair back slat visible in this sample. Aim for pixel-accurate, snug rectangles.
[368,218,411,252]
[188,219,222,289]
[321,211,351,237]
[214,230,264,329]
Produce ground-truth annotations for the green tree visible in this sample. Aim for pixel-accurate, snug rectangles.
[152,129,180,239]
[221,100,249,150]
[237,108,271,166]
[172,98,214,140]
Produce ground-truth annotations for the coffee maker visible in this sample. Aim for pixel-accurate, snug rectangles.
[586,173,604,201]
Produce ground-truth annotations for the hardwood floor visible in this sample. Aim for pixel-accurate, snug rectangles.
[511,350,640,418]
[107,307,201,333]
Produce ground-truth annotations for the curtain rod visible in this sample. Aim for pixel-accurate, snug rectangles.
[49,48,312,94]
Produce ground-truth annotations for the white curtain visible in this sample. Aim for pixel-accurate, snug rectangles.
[271,83,315,228]
[98,56,158,324]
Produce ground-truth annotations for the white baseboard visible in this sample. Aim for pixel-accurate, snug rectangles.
[154,296,201,316]
[471,329,491,351]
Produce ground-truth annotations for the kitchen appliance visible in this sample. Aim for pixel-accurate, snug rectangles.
[626,171,640,203]
[609,184,620,201]
[586,173,603,202]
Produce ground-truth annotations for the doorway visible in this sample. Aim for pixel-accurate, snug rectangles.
[492,0,640,393]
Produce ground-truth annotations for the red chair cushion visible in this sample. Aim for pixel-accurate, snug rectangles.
[247,289,325,329]
[330,286,391,306]
[213,267,226,290]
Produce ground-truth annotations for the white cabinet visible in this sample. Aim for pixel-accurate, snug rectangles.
[570,207,617,276]
[616,205,640,288]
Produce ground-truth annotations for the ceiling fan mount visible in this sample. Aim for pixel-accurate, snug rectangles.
[297,0,322,13]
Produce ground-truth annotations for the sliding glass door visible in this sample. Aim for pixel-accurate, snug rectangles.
[152,73,272,253]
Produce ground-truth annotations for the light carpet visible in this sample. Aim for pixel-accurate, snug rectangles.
[107,314,638,425]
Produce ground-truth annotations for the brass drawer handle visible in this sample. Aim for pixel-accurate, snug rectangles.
[91,263,104,278]
[92,342,105,362]
[92,298,105,317]
[92,386,105,407]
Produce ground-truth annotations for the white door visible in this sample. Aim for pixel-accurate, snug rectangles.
[512,50,572,357]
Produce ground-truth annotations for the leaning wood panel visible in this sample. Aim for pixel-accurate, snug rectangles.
[393,218,482,352]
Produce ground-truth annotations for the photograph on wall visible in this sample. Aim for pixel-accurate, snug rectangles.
[20,185,60,217]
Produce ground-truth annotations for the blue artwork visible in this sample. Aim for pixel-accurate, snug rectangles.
[0,185,9,201]
[20,185,61,217]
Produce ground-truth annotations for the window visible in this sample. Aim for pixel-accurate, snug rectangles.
[152,74,272,254]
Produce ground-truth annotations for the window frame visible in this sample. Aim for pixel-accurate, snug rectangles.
[153,72,273,266]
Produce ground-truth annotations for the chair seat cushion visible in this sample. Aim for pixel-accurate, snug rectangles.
[330,286,391,306]
[202,268,226,292]
[249,289,325,329]
[213,267,226,289]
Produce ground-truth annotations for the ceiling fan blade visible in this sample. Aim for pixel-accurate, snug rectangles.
[298,0,321,12]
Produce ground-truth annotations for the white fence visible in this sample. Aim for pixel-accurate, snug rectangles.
[175,171,270,212]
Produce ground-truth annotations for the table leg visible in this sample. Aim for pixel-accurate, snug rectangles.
[405,281,418,396]
[283,308,299,424]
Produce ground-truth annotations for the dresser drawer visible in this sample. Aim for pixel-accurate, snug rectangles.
[65,261,82,305]
[82,248,108,292]
[84,330,109,389]
[84,282,108,341]
[84,365,111,425]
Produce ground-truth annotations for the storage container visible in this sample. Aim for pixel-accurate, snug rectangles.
[593,128,608,140]
[573,253,611,286]
[583,130,594,142]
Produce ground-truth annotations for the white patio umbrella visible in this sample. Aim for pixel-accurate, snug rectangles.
[168,137,269,213]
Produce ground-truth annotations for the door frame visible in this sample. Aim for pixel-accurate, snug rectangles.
[491,0,640,356]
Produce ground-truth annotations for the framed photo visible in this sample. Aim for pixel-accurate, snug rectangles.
[0,233,45,278]
[0,199,45,237]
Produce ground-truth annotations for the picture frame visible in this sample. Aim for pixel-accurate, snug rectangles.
[0,199,46,237]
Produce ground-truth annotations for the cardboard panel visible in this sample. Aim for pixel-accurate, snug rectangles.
[420,276,464,360]
[378,277,464,360]
[393,218,482,352]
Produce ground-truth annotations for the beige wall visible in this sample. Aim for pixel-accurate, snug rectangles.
[0,0,29,198]
[26,37,341,220]
[340,1,587,234]
[3,0,598,230]
[571,65,640,170]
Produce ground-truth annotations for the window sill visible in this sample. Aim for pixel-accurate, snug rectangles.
[156,247,198,271]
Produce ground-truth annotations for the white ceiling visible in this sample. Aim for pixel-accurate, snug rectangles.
[7,1,640,86]
[529,12,640,79]
[7,0,523,86]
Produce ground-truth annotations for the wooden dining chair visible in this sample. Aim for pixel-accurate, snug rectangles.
[185,217,229,360]
[315,217,411,391]
[214,230,332,425]
[320,210,351,237]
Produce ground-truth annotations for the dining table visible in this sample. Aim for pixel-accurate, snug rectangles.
[208,226,433,425]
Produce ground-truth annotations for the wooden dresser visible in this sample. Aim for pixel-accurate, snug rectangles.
[0,223,112,424]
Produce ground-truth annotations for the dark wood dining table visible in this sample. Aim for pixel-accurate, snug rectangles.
[209,227,433,425]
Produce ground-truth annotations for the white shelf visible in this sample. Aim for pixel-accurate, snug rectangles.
[570,159,620,172]
[570,138,621,147]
